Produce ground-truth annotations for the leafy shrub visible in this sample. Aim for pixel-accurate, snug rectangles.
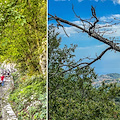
[9,74,46,120]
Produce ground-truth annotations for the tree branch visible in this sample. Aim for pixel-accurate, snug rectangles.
[60,46,112,74]
[49,47,112,95]
[49,47,112,78]
[48,13,120,52]
[89,6,99,35]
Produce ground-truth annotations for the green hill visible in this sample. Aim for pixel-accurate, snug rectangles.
[106,73,120,79]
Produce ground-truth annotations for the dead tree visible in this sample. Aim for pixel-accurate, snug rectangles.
[48,5,120,75]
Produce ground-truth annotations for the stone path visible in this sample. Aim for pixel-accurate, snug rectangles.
[0,77,18,120]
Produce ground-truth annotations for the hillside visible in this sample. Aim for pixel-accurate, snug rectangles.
[92,73,120,88]
[103,73,120,79]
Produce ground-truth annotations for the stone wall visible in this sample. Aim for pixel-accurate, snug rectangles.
[0,61,17,73]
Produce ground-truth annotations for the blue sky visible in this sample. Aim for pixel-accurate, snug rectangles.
[48,0,120,75]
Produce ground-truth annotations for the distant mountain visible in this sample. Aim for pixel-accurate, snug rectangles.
[106,73,120,79]
[93,73,120,88]
[99,73,120,79]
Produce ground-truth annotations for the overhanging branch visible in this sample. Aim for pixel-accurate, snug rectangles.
[48,14,120,52]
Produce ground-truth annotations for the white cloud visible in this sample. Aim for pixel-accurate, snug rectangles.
[72,21,83,25]
[78,0,83,2]
[78,0,107,2]
[98,14,120,37]
[100,16,107,21]
[100,14,120,21]
[112,0,120,4]
[77,44,107,50]
[55,26,80,37]
[54,0,66,1]
[106,24,120,37]
[112,14,120,18]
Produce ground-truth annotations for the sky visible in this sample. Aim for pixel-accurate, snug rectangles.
[48,0,120,75]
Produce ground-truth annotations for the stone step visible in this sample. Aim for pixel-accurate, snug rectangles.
[0,78,18,120]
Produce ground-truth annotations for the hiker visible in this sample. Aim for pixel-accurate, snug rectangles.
[1,74,4,86]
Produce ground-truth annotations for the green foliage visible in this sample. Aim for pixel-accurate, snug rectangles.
[0,1,47,119]
[9,74,46,120]
[48,26,120,120]
[0,0,47,75]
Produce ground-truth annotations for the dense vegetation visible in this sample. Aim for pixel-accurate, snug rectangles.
[9,73,46,120]
[48,26,120,120]
[0,0,46,119]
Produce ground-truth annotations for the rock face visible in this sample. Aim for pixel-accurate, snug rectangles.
[0,76,18,120]
[0,61,17,73]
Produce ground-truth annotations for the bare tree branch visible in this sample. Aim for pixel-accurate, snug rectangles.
[56,19,69,37]
[48,13,120,52]
[60,46,112,74]
[72,4,92,29]
[88,6,99,35]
